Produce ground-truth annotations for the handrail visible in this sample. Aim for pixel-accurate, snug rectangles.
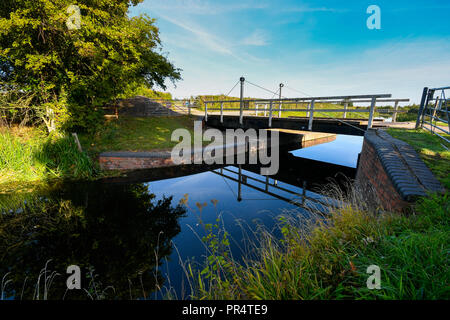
[204,94,392,104]
[203,92,410,129]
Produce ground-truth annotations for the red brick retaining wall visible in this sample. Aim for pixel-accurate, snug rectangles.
[356,140,409,212]
[356,130,443,212]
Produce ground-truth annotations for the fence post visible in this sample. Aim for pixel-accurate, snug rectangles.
[415,87,429,129]
[268,101,273,128]
[343,101,348,119]
[204,102,208,122]
[239,77,245,126]
[367,97,377,129]
[220,102,224,123]
[308,99,315,131]
[392,100,399,122]
[278,83,283,118]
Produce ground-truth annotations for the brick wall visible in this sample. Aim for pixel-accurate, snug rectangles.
[356,140,409,212]
[99,156,176,170]
[356,130,444,212]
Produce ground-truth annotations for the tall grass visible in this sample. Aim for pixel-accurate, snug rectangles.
[188,181,449,300]
[0,127,95,185]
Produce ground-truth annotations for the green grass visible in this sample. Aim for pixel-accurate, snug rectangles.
[387,128,450,189]
[187,128,449,300]
[79,115,201,156]
[0,115,202,187]
[189,191,449,300]
[0,126,96,186]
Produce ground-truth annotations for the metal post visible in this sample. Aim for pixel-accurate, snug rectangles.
[367,97,377,129]
[239,77,245,126]
[392,100,399,122]
[220,102,224,123]
[415,87,429,129]
[268,101,273,127]
[308,99,315,131]
[278,83,284,118]
[343,101,348,119]
[255,104,258,116]
[204,102,208,122]
[237,165,242,202]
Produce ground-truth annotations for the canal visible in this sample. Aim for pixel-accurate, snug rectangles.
[0,135,363,300]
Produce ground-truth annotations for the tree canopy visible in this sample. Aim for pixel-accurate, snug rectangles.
[0,0,181,131]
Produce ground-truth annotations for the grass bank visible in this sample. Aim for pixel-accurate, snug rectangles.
[387,128,450,188]
[190,190,449,300]
[78,115,201,157]
[0,115,201,188]
[188,129,449,300]
[0,126,95,187]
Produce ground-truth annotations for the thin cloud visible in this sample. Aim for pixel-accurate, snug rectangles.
[144,0,268,15]
[157,13,235,56]
[241,30,270,46]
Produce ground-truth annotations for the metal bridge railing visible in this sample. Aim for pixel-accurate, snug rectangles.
[203,93,411,130]
[201,77,410,130]
[415,86,450,146]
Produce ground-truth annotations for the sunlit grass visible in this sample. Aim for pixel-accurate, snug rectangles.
[79,115,202,155]
[0,126,96,186]
[387,128,450,189]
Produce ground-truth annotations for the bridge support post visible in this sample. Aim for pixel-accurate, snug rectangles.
[220,102,224,123]
[268,101,273,127]
[392,100,399,122]
[278,83,284,118]
[367,97,377,129]
[343,102,348,118]
[308,99,315,131]
[415,87,429,129]
[239,77,245,126]
[204,102,208,122]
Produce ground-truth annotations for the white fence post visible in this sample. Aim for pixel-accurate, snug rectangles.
[308,99,315,131]
[392,100,399,122]
[268,101,273,127]
[367,97,377,129]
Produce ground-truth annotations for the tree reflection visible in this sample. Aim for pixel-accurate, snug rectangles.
[0,182,186,300]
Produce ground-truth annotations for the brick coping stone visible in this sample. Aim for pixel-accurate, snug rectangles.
[364,129,444,202]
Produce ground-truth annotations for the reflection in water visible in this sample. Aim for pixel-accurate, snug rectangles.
[0,135,362,299]
[0,184,186,299]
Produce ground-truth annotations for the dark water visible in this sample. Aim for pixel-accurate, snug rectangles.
[0,135,362,300]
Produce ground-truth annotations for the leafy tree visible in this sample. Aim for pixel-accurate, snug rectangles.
[0,0,181,132]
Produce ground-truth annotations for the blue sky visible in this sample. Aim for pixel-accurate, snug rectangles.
[129,0,450,104]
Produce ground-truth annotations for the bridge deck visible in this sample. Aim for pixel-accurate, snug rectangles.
[264,128,336,148]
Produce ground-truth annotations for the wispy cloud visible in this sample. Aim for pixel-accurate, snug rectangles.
[144,0,268,15]
[157,13,235,56]
[241,30,269,46]
[286,6,343,13]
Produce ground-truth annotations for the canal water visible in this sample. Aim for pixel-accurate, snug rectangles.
[0,134,363,300]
